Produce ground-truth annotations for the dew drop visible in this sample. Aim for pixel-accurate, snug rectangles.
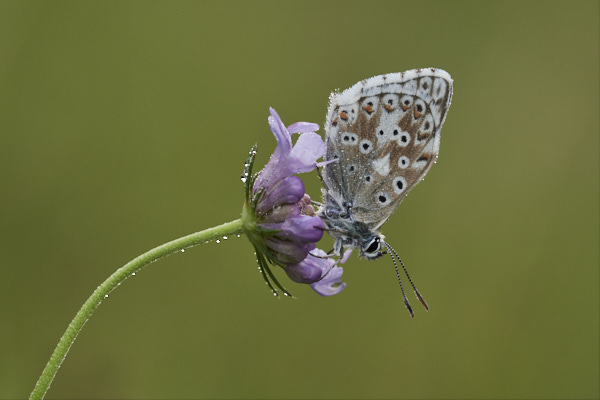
[222,236,228,240]
[181,249,185,252]
[104,294,109,299]
[216,239,221,243]
[237,234,241,238]
[131,272,136,276]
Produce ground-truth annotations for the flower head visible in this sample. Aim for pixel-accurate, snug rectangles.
[242,108,345,297]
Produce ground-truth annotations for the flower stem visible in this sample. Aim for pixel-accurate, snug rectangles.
[29,218,245,400]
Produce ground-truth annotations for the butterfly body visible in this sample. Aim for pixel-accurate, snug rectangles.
[318,68,453,261]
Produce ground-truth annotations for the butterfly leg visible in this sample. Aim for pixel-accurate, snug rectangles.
[308,234,343,258]
[333,237,344,257]
[309,249,337,259]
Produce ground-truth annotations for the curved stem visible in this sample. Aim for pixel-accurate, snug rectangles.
[30,218,245,400]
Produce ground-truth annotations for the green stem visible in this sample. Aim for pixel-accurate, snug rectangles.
[30,218,245,400]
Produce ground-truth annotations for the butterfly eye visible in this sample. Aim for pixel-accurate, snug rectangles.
[365,237,381,254]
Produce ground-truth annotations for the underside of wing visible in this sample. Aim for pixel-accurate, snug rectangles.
[322,68,453,228]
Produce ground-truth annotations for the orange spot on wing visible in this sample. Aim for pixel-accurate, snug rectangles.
[417,153,431,162]
[363,104,374,114]
[417,131,430,141]
[384,104,394,111]
[414,109,422,118]
[402,104,409,111]
[339,111,348,120]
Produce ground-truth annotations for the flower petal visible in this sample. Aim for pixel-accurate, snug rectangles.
[268,107,292,158]
[311,264,346,296]
[288,132,326,174]
[253,108,293,194]
[263,237,314,264]
[287,121,319,135]
[285,252,326,283]
[261,204,300,224]
[340,248,353,264]
[261,215,324,243]
[255,176,305,216]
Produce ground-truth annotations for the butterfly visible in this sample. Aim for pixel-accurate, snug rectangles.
[317,68,453,316]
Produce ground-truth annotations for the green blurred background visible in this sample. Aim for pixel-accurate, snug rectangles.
[1,1,598,398]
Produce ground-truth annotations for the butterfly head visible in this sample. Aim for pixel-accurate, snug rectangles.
[317,201,387,260]
[328,220,386,260]
[359,235,385,260]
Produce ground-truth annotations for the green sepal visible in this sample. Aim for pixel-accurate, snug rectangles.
[242,144,258,202]
[254,226,280,236]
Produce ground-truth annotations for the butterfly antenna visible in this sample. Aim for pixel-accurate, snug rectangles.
[383,242,414,317]
[383,242,429,313]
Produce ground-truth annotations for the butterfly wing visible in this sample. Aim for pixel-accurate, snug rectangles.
[322,69,453,229]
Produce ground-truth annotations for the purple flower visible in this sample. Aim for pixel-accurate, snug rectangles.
[242,108,346,297]
[287,249,346,297]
